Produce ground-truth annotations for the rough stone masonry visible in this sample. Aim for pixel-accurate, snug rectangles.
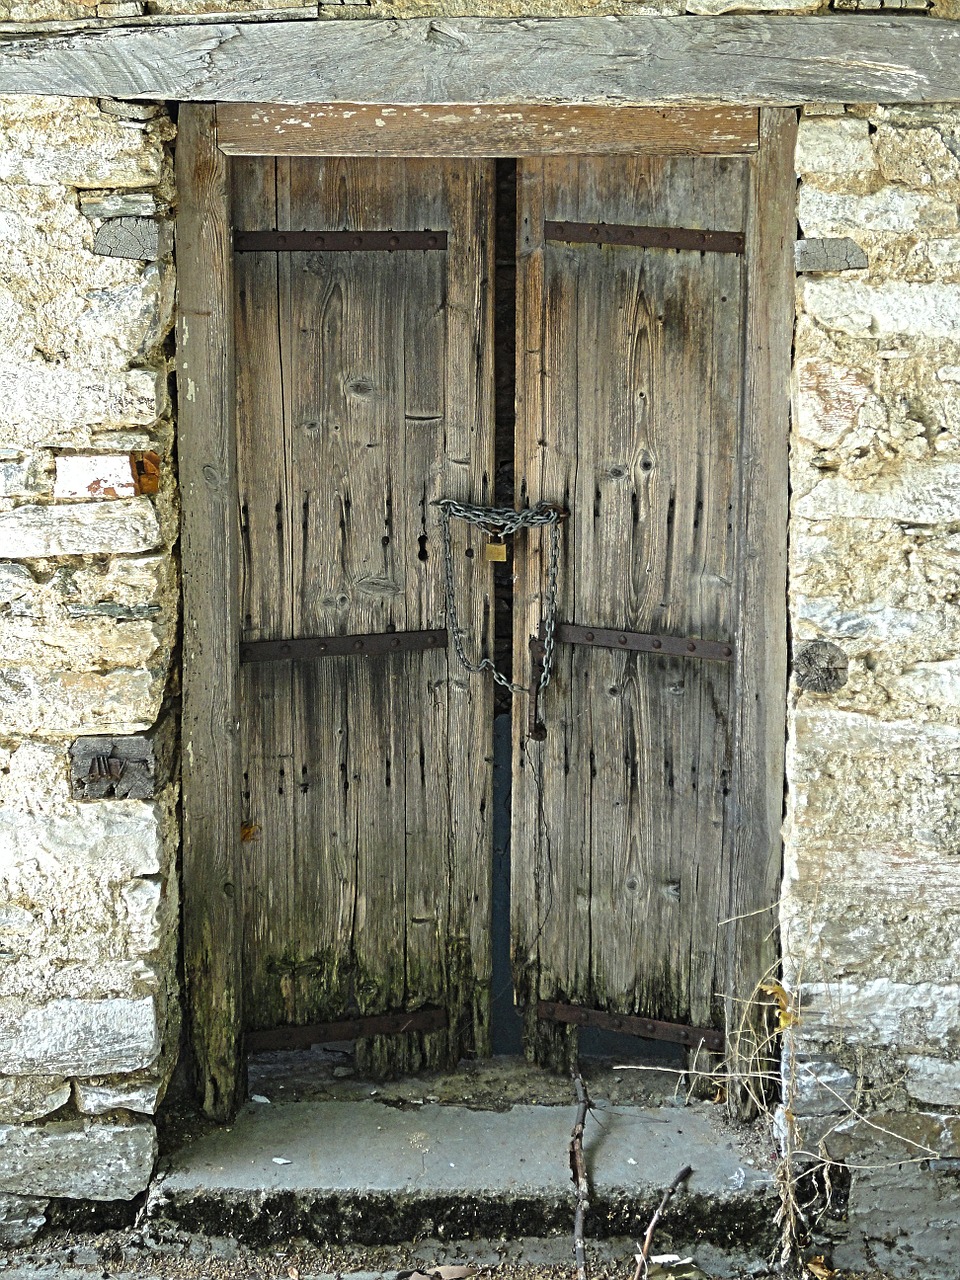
[0,2,959,1274]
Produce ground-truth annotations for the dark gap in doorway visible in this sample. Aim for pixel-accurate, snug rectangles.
[491,160,523,1055]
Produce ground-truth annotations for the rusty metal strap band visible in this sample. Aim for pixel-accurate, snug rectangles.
[544,220,744,255]
[538,1000,724,1053]
[235,230,447,253]
[557,623,733,662]
[246,1006,447,1053]
[240,629,447,664]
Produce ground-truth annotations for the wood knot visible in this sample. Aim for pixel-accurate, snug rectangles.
[794,640,848,693]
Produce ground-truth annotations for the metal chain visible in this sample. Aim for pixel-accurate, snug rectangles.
[433,497,565,696]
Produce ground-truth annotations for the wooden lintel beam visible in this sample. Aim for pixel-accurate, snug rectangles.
[0,16,958,106]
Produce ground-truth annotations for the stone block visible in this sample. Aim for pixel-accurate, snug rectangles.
[801,279,960,338]
[0,1076,70,1123]
[0,451,47,499]
[0,1117,156,1201]
[0,182,174,374]
[0,96,167,189]
[795,116,878,186]
[74,1073,163,1116]
[0,740,72,815]
[54,454,138,500]
[70,711,177,801]
[0,1193,47,1246]
[783,1053,858,1117]
[874,123,960,195]
[0,496,161,557]
[0,800,173,1001]
[686,0,821,10]
[80,191,159,220]
[796,980,960,1055]
[783,711,960,984]
[905,1055,960,1106]
[0,666,164,736]
[799,186,959,238]
[794,459,960,523]
[0,997,160,1076]
[0,364,163,450]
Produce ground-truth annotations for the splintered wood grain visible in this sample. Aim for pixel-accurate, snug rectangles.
[513,154,749,1057]
[177,105,243,1121]
[218,104,759,158]
[725,110,796,1115]
[234,155,495,1067]
[8,18,960,107]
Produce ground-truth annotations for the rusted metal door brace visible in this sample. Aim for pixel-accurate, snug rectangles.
[528,624,734,737]
[246,1006,447,1053]
[234,230,447,252]
[538,1000,724,1052]
[240,629,447,664]
[558,623,733,662]
[544,221,744,255]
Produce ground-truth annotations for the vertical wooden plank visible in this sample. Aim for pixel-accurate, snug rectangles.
[234,156,494,1068]
[176,104,243,1120]
[514,152,753,1065]
[725,107,797,1114]
[232,156,300,1033]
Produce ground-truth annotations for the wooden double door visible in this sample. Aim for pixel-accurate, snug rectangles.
[230,135,787,1077]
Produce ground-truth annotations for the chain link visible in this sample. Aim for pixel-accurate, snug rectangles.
[433,497,565,696]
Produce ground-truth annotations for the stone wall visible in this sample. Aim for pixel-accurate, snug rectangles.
[0,94,178,1241]
[0,3,959,1274]
[784,105,960,1273]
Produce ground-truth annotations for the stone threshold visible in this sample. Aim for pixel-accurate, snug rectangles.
[150,1092,779,1257]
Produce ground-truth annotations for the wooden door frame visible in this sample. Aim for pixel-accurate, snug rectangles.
[177,102,794,1120]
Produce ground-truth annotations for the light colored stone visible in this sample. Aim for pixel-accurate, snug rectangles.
[54,454,137,500]
[0,183,174,375]
[0,497,161,558]
[937,365,960,382]
[0,666,164,736]
[796,979,960,1054]
[874,123,960,194]
[783,1053,858,1117]
[0,96,168,189]
[0,1117,156,1200]
[798,185,959,238]
[685,0,820,10]
[0,613,165,673]
[0,800,173,1004]
[795,116,879,186]
[0,1192,47,1247]
[0,997,160,1076]
[794,458,960,522]
[783,712,960,985]
[904,1056,960,1105]
[0,740,72,815]
[803,278,960,339]
[0,364,163,450]
[0,1076,70,1123]
[74,1073,163,1116]
[80,191,159,220]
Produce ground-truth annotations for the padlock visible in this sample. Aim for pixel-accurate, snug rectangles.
[483,537,508,563]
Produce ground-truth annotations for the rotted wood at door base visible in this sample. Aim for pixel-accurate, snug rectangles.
[233,153,496,1073]
[511,148,768,1072]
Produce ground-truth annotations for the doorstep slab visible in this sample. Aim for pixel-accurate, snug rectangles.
[154,1099,778,1250]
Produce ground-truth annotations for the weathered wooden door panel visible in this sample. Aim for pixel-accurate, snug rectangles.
[234,156,495,1069]
[512,154,750,1061]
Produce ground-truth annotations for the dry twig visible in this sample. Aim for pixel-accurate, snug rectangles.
[569,1073,592,1280]
[631,1165,693,1280]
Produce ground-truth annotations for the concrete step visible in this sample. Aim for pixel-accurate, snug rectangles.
[153,1096,779,1259]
